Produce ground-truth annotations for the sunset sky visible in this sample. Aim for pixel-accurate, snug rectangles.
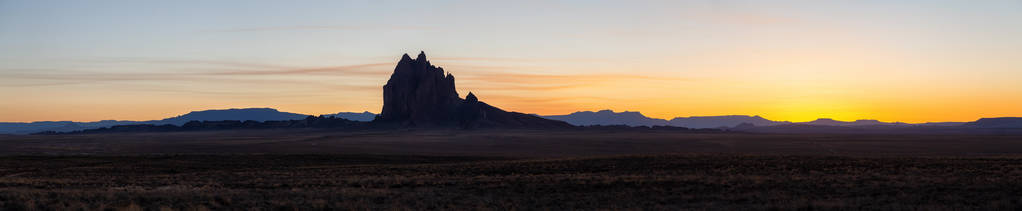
[1,0,1021,123]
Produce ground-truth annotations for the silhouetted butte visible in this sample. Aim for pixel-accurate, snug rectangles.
[376,51,572,129]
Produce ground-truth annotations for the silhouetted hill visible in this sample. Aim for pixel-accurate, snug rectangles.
[803,118,846,126]
[733,124,875,134]
[323,111,377,122]
[56,116,372,134]
[537,109,1007,132]
[543,110,669,126]
[730,118,1022,135]
[1,108,372,134]
[541,111,785,128]
[0,121,140,134]
[376,51,572,129]
[669,115,785,128]
[918,122,968,127]
[965,117,1022,128]
[158,108,308,125]
[799,118,908,127]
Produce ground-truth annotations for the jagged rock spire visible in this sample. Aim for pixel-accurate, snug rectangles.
[416,51,427,61]
[378,51,573,129]
[379,51,460,126]
[466,92,478,103]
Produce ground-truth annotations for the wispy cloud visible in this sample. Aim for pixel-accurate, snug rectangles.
[479,94,617,104]
[81,57,293,69]
[432,57,609,63]
[0,61,394,87]
[461,83,587,91]
[0,81,94,87]
[209,25,433,32]
[124,87,348,99]
[0,72,385,89]
[457,72,686,84]
[205,63,392,76]
[0,58,685,113]
[470,94,619,115]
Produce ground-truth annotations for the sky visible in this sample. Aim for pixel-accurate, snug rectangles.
[1,0,1021,123]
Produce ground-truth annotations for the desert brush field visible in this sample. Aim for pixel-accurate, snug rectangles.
[1,154,1021,210]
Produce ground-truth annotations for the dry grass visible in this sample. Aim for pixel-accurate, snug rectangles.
[1,154,1021,210]
[3,130,1022,156]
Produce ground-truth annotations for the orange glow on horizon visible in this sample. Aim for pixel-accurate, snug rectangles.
[2,54,1021,124]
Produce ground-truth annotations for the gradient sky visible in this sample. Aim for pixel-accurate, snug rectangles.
[1,0,1021,123]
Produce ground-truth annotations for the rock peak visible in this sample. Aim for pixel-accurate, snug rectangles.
[379,52,573,129]
[466,92,478,102]
[379,51,459,126]
[416,51,427,61]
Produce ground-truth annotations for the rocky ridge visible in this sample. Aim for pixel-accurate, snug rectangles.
[377,51,572,129]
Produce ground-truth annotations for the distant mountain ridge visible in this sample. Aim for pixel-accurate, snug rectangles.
[669,115,787,128]
[541,110,787,128]
[0,120,143,134]
[964,117,1022,128]
[540,110,1022,134]
[59,116,370,134]
[323,111,377,122]
[543,110,669,127]
[540,110,982,129]
[158,108,308,125]
[6,107,1019,135]
[0,108,377,134]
